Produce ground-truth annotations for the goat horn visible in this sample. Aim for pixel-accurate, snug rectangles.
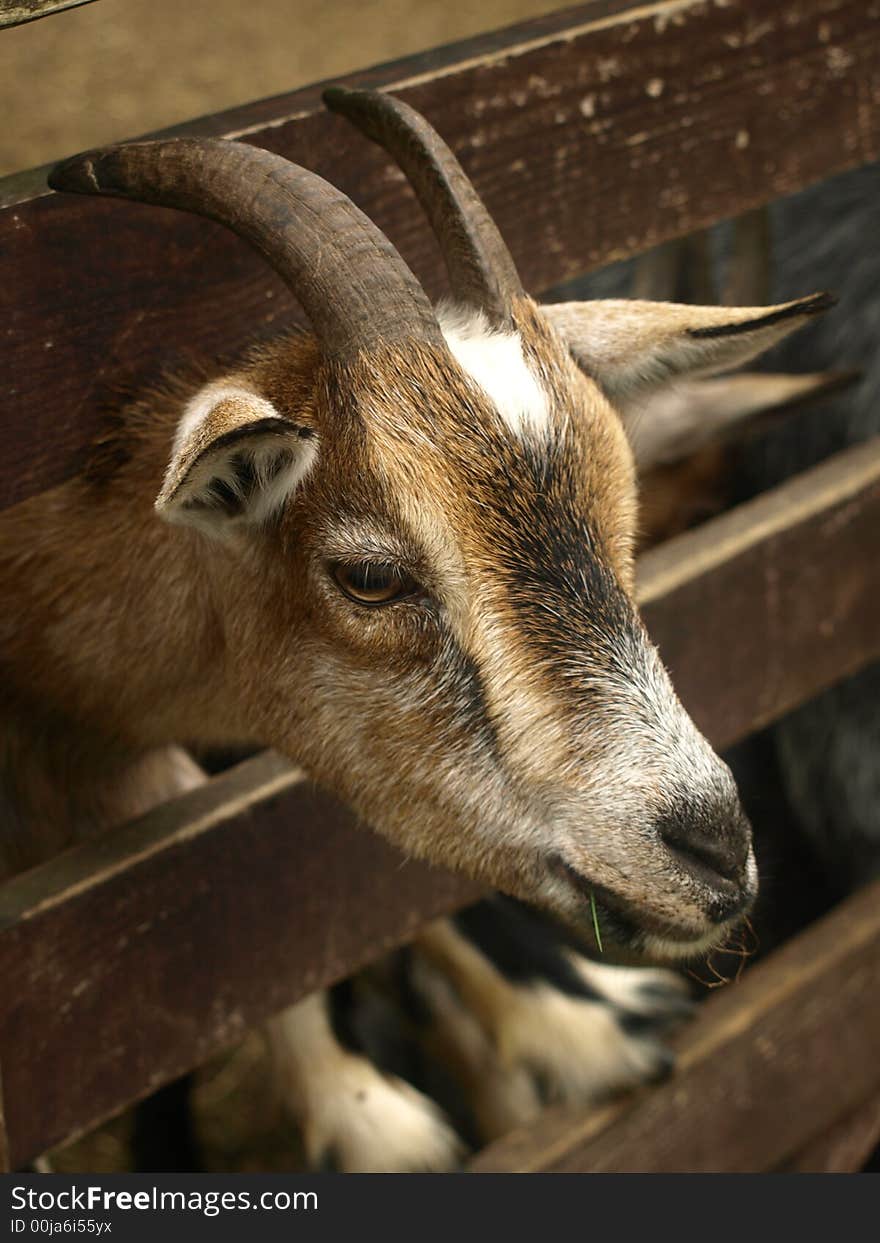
[324,86,524,326]
[48,137,444,359]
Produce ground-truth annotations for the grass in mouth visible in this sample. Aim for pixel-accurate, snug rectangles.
[590,891,604,954]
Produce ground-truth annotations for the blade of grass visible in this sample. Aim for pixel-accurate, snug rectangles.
[590,892,603,954]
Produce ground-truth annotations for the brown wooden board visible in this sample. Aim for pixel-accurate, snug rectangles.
[2,0,880,512]
[471,873,880,1172]
[1,436,879,1167]
[638,437,880,750]
[782,1088,880,1172]
[0,753,481,1169]
[0,0,95,27]
[0,1063,9,1173]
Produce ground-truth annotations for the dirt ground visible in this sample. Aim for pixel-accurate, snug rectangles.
[0,0,561,176]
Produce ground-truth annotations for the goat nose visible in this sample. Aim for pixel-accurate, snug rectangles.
[657,803,750,887]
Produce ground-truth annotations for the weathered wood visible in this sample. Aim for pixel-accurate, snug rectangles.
[639,437,880,750]
[0,752,480,1168]
[0,1062,9,1173]
[2,0,879,512]
[1,436,878,1167]
[782,1089,880,1172]
[632,233,714,305]
[724,207,771,306]
[0,0,96,28]
[471,873,880,1172]
[637,369,861,547]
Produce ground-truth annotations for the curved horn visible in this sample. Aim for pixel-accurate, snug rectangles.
[324,86,524,326]
[48,137,444,358]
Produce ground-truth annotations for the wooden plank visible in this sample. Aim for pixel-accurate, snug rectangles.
[0,1061,10,1173]
[637,368,861,547]
[782,1089,880,1172]
[0,752,480,1168]
[723,207,771,306]
[471,873,880,1172]
[2,0,879,512]
[1,436,878,1167]
[0,0,96,28]
[639,437,880,751]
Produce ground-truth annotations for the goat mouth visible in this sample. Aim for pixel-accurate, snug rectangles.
[547,855,752,963]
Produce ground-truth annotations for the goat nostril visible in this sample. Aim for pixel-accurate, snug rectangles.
[664,837,741,886]
[657,810,748,887]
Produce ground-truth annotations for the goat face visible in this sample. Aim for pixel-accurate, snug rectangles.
[49,90,831,961]
[156,287,837,962]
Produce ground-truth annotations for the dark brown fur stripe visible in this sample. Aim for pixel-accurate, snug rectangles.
[687,292,836,338]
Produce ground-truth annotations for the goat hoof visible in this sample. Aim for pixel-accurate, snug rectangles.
[300,1065,465,1173]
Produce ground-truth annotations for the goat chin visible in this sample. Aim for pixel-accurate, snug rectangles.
[543,918,735,969]
[528,858,756,968]
[545,875,755,965]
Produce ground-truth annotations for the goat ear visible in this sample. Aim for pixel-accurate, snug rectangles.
[627,369,853,470]
[156,382,317,535]
[543,293,835,413]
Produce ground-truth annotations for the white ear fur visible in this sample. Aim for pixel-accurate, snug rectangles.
[542,293,834,414]
[626,369,851,470]
[156,382,317,536]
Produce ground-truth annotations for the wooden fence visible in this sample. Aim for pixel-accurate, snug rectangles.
[1,0,879,1171]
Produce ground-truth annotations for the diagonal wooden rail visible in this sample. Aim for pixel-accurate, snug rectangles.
[1,436,879,1169]
[782,1089,880,1173]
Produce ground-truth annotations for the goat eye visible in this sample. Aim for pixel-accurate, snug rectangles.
[331,561,417,606]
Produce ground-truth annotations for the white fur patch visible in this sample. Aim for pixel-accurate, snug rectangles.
[566,955,691,1014]
[267,994,463,1173]
[491,981,670,1103]
[438,303,550,438]
[295,1056,463,1173]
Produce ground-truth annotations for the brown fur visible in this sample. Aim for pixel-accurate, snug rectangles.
[3,284,829,954]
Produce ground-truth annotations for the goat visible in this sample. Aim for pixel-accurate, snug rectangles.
[1,88,832,1170]
[263,337,848,1172]
[261,324,846,1172]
